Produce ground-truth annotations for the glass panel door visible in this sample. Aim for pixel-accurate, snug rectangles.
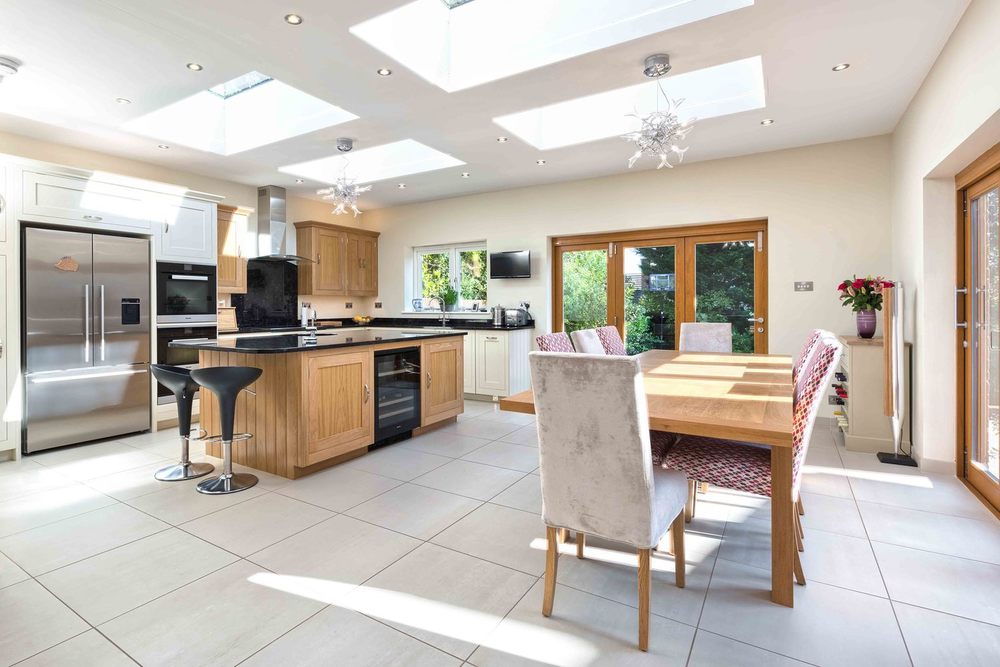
[557,245,610,334]
[685,234,765,353]
[620,242,683,354]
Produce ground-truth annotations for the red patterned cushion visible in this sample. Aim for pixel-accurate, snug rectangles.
[536,332,575,352]
[660,434,772,497]
[793,330,822,385]
[596,326,627,356]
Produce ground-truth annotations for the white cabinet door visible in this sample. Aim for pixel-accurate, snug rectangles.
[21,170,154,231]
[155,198,217,264]
[476,331,508,396]
[0,254,10,452]
[461,330,476,393]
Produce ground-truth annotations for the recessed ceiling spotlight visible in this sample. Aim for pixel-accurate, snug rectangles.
[496,136,509,143]
[760,119,775,126]
[376,68,392,77]
[115,97,132,105]
[284,14,303,25]
[186,62,203,71]
[398,183,407,189]
[832,63,850,72]
[295,178,304,184]
[461,172,470,178]
[536,159,547,165]
[157,144,170,150]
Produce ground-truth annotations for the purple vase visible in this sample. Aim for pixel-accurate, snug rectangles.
[856,310,876,339]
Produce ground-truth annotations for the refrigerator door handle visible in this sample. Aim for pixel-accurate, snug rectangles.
[83,284,91,364]
[99,284,106,362]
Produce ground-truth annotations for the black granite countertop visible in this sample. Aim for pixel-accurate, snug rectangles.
[170,329,466,354]
[232,316,535,334]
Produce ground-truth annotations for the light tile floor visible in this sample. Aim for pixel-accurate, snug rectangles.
[0,403,998,666]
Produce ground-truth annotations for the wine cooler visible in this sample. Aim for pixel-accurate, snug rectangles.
[374,347,422,443]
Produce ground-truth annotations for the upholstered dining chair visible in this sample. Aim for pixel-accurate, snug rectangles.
[679,322,733,353]
[595,325,628,355]
[569,328,605,354]
[793,329,824,385]
[652,332,843,584]
[535,332,575,352]
[529,351,688,651]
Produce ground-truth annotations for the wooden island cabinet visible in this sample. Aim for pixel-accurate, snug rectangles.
[190,331,464,479]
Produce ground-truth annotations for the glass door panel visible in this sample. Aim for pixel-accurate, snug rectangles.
[558,246,610,334]
[621,243,681,354]
[687,236,762,353]
[971,185,1000,484]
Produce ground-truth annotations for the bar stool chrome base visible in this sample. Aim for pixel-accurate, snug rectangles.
[196,433,257,495]
[154,431,214,482]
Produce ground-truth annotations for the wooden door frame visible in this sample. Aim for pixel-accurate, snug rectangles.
[956,144,1000,511]
[551,220,768,353]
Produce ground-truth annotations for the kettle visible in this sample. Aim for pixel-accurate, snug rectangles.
[492,304,505,326]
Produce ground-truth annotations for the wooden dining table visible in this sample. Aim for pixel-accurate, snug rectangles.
[499,348,798,607]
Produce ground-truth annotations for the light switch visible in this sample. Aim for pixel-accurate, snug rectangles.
[794,281,814,292]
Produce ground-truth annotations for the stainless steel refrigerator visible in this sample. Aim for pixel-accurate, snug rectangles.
[22,227,151,454]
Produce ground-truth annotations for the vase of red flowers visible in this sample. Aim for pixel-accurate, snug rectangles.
[837,275,894,339]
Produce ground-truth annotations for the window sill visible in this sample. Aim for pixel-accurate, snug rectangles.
[401,310,491,317]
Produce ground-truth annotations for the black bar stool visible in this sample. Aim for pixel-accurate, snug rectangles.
[150,364,214,482]
[192,366,262,495]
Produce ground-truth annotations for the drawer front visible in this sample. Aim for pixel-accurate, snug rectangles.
[22,171,156,231]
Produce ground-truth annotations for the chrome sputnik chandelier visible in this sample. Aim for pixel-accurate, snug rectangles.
[623,54,695,169]
[317,137,372,217]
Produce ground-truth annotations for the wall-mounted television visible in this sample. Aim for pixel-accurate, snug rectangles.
[490,250,530,279]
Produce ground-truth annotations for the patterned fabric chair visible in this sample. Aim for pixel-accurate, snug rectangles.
[529,351,688,652]
[570,328,605,354]
[793,329,824,386]
[595,325,628,356]
[653,332,843,582]
[535,332,575,352]
[679,322,733,353]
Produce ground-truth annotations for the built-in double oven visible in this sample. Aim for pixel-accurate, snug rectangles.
[156,262,217,324]
[155,324,216,404]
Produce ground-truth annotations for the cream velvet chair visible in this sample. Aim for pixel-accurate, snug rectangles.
[679,322,733,353]
[529,351,688,651]
[569,328,605,354]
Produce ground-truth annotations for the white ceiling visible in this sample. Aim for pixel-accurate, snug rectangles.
[0,0,969,210]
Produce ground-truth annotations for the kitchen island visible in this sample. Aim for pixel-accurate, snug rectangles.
[170,329,465,478]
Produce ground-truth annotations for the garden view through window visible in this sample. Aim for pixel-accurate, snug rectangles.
[414,243,488,310]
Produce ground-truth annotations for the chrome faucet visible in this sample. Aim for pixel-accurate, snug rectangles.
[427,297,448,326]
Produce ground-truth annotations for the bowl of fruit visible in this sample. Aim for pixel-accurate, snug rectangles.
[352,315,374,325]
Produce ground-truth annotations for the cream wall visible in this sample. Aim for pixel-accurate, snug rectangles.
[368,135,892,367]
[890,0,1000,470]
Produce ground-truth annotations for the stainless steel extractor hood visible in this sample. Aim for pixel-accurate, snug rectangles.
[255,185,313,263]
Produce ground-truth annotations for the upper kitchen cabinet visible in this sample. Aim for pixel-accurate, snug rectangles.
[21,169,155,232]
[155,196,217,264]
[216,204,248,293]
[295,221,379,296]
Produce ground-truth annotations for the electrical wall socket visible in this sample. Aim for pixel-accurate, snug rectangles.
[345,302,353,309]
[374,302,382,309]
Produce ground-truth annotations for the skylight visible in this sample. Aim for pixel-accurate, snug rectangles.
[493,56,765,150]
[278,139,465,184]
[123,72,357,155]
[350,0,754,91]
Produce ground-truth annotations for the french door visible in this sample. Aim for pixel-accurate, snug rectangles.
[960,168,1000,509]
[553,221,768,354]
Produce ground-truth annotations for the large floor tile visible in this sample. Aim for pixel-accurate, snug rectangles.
[860,500,1000,565]
[798,463,854,499]
[719,518,886,597]
[99,560,325,667]
[241,605,461,667]
[128,435,206,461]
[874,541,1000,625]
[124,478,266,525]
[345,483,481,540]
[688,629,811,666]
[554,531,719,627]
[276,465,400,511]
[38,528,237,625]
[894,601,1000,667]
[432,503,547,575]
[413,460,524,501]
[16,629,135,667]
[350,543,536,660]
[0,466,75,504]
[84,460,203,501]
[0,579,89,666]
[797,491,867,538]
[345,446,451,481]
[0,484,116,537]
[0,552,28,589]
[699,558,910,667]
[490,476,542,517]
[30,441,167,481]
[461,441,539,473]
[0,503,168,576]
[249,514,419,587]
[497,424,539,448]
[473,410,536,427]
[399,431,492,458]
[181,492,332,556]
[470,580,696,666]
[116,428,183,449]
[839,450,926,477]
[444,419,522,441]
[849,472,994,520]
